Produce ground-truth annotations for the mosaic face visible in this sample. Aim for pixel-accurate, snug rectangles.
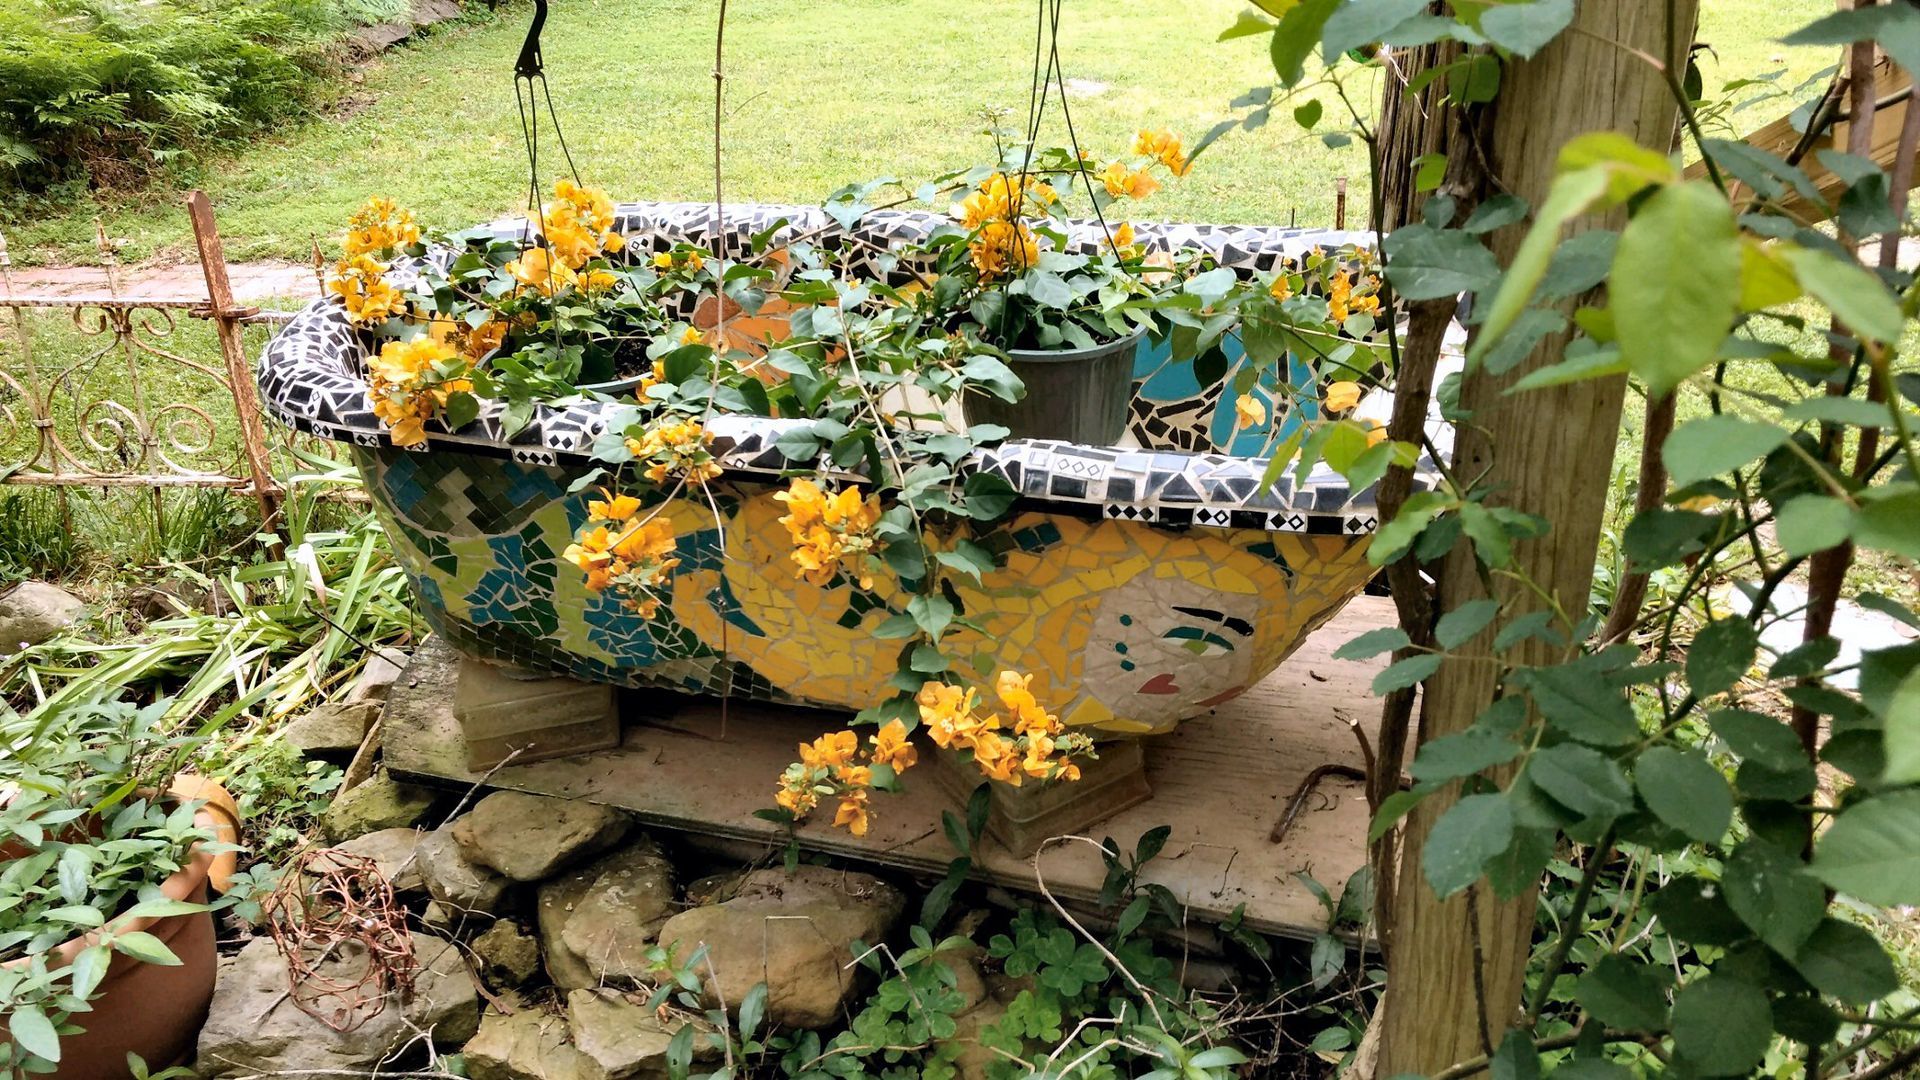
[359,446,1381,737]
[1084,578,1264,719]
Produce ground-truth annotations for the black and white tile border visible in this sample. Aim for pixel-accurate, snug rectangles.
[258,201,1444,535]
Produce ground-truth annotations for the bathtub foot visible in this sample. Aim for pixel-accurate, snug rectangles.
[451,655,621,770]
[927,740,1153,858]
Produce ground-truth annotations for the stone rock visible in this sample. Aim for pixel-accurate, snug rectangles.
[683,870,746,906]
[463,1006,599,1080]
[195,932,478,1078]
[938,998,1009,1080]
[538,837,675,989]
[453,791,630,882]
[472,919,543,988]
[320,771,434,842]
[127,575,240,621]
[557,840,677,986]
[321,827,424,893]
[566,988,681,1079]
[937,945,989,1014]
[422,899,456,932]
[416,827,511,919]
[347,645,411,703]
[658,866,905,1030]
[282,701,380,762]
[0,581,85,651]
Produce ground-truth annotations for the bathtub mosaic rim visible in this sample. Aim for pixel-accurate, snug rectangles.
[259,201,1444,537]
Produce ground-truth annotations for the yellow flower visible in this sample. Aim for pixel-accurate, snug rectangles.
[833,789,873,836]
[367,336,468,446]
[1269,274,1293,302]
[1235,393,1267,429]
[629,416,723,487]
[1108,221,1137,255]
[507,246,579,296]
[800,729,860,771]
[773,479,884,588]
[969,220,1040,280]
[329,254,407,325]
[588,492,641,523]
[870,719,918,772]
[1365,418,1389,448]
[775,782,818,816]
[1675,493,1723,511]
[970,731,1023,787]
[1323,380,1363,414]
[567,512,680,616]
[343,197,420,258]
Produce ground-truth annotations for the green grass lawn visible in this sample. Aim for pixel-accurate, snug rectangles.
[2,0,1839,267]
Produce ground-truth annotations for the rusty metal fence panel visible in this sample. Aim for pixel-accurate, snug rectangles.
[0,192,329,534]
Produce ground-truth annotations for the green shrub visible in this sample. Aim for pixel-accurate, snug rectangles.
[0,0,419,193]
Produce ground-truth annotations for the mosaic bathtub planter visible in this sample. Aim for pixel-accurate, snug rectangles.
[260,201,1434,739]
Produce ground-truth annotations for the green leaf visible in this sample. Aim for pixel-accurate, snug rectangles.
[1478,0,1574,58]
[1293,98,1323,129]
[1650,876,1748,946]
[1711,709,1806,771]
[1321,0,1429,56]
[1435,599,1501,649]
[1634,747,1732,844]
[1489,1029,1540,1080]
[1334,627,1412,661]
[1774,494,1852,557]
[909,644,949,674]
[1422,793,1512,899]
[1621,507,1715,569]
[1783,246,1905,344]
[1884,668,1920,784]
[1522,664,1638,746]
[1219,8,1277,41]
[1573,954,1670,1032]
[111,930,182,966]
[1463,194,1529,235]
[1410,730,1523,784]
[67,943,112,1000]
[1724,840,1825,958]
[1854,487,1920,560]
[9,1006,60,1064]
[1270,0,1343,85]
[1383,223,1501,301]
[1793,918,1899,1005]
[1662,415,1788,489]
[961,472,1017,520]
[1369,786,1431,843]
[1811,789,1920,905]
[1528,743,1633,821]
[1686,617,1759,698]
[1373,653,1444,695]
[1612,181,1740,398]
[1670,976,1770,1077]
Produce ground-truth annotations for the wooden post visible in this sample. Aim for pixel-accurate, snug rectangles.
[186,190,284,547]
[1376,2,1700,1073]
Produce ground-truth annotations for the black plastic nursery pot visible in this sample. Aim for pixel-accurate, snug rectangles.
[963,328,1144,446]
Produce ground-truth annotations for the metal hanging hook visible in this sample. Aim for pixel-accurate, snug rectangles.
[515,0,548,79]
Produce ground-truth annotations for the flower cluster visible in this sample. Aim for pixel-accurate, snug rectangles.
[1327,268,1383,323]
[623,416,723,486]
[774,719,920,836]
[773,478,885,590]
[957,172,1057,280]
[329,197,423,326]
[919,671,1093,786]
[563,492,681,617]
[538,179,626,268]
[330,252,407,326]
[1131,128,1193,176]
[366,336,472,446]
[343,197,420,258]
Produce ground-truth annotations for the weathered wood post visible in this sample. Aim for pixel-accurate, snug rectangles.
[1377,2,1701,1072]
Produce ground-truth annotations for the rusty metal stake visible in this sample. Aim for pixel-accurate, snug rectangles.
[1335,176,1349,230]
[186,190,285,552]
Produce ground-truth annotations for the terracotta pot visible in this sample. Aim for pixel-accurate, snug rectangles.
[1,775,241,1079]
